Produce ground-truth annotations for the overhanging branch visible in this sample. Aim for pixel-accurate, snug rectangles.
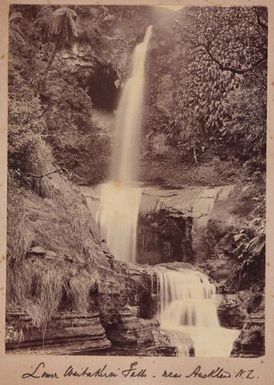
[203,43,266,75]
[25,168,63,179]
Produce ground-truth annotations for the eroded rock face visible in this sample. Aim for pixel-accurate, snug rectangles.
[231,316,264,358]
[230,291,264,358]
[137,207,193,265]
[105,306,176,356]
[217,294,246,328]
[6,171,163,355]
[6,254,157,354]
[6,312,111,355]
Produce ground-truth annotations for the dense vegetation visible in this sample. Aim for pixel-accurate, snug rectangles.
[5,7,267,359]
[8,5,267,184]
[8,5,267,295]
[146,7,267,166]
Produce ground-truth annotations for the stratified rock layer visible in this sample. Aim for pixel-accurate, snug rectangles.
[6,312,111,354]
[105,306,177,356]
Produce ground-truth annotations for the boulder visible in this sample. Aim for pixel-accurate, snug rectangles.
[217,294,246,328]
[230,292,264,357]
[106,305,177,356]
[231,316,264,358]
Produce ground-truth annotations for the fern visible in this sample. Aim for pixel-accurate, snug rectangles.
[39,7,78,92]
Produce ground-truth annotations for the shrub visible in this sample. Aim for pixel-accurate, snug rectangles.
[232,218,265,290]
[8,96,45,172]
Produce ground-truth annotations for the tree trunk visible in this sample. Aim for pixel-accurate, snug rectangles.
[38,43,59,93]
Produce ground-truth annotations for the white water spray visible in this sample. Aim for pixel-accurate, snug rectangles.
[157,268,239,357]
[97,26,153,262]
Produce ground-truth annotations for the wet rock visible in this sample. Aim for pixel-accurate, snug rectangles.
[247,292,264,314]
[198,255,234,283]
[106,306,177,356]
[231,316,264,358]
[95,261,153,327]
[217,294,246,328]
[230,292,264,357]
[137,207,193,264]
[107,306,154,347]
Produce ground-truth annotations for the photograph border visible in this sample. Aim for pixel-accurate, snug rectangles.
[0,0,273,384]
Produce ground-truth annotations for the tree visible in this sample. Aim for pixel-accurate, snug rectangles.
[39,7,78,91]
[9,10,25,44]
[146,6,267,163]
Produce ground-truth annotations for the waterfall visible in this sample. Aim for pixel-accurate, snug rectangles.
[158,269,219,328]
[97,26,153,262]
[93,25,239,357]
[157,268,240,357]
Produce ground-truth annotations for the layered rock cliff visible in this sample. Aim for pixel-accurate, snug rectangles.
[6,168,177,355]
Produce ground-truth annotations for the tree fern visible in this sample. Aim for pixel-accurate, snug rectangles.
[50,7,78,49]
[39,7,78,92]
[9,11,25,45]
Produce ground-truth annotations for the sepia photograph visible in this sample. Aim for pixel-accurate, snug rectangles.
[6,3,267,359]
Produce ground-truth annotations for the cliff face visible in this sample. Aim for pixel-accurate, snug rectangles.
[6,5,180,355]
[6,168,177,355]
[137,207,193,265]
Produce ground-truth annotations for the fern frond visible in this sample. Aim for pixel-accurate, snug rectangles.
[9,12,23,23]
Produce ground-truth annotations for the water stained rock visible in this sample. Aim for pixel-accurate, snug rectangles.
[104,305,177,356]
[137,207,194,265]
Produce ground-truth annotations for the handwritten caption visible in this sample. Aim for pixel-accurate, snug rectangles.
[22,361,258,381]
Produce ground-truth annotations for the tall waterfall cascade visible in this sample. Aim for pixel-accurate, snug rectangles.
[96,25,239,357]
[97,26,153,263]
[157,268,240,357]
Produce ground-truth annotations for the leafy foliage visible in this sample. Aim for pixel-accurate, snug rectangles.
[9,10,24,44]
[219,70,266,159]
[8,5,112,184]
[8,79,46,174]
[232,218,265,289]
[38,7,79,92]
[146,6,267,163]
[224,184,266,289]
[50,7,78,49]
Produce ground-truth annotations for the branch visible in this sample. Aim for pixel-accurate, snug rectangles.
[83,195,99,200]
[25,168,63,179]
[203,43,266,74]
[61,167,86,181]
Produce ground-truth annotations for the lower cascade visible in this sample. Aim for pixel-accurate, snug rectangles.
[157,268,239,357]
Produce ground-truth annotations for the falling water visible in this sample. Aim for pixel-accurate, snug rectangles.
[97,26,153,262]
[157,268,239,357]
